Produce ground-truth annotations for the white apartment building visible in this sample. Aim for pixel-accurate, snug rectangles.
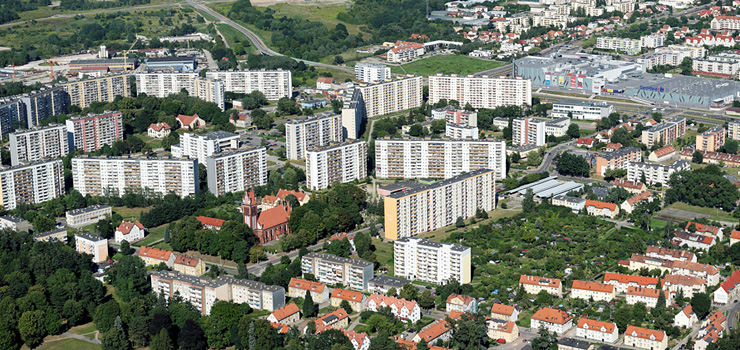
[72,155,199,198]
[205,69,292,100]
[626,286,668,308]
[65,204,112,228]
[446,123,478,139]
[596,37,642,54]
[342,76,423,138]
[662,274,706,299]
[728,122,740,140]
[570,280,615,302]
[305,140,367,191]
[624,326,668,350]
[544,117,570,137]
[640,35,666,49]
[0,159,64,210]
[645,246,696,262]
[692,53,740,78]
[75,232,109,263]
[428,74,532,109]
[9,124,68,166]
[384,169,496,240]
[58,73,132,108]
[641,117,687,147]
[627,160,690,186]
[285,112,342,160]
[135,72,225,110]
[551,100,614,120]
[711,16,740,31]
[530,307,573,335]
[604,273,659,294]
[206,147,267,196]
[576,318,619,344]
[366,294,421,322]
[552,195,586,213]
[375,137,506,180]
[355,62,391,83]
[394,237,472,284]
[218,275,285,312]
[519,275,563,297]
[512,117,546,146]
[301,252,374,291]
[66,111,123,153]
[171,131,240,164]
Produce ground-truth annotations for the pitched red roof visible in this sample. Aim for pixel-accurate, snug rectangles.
[577,317,616,333]
[137,246,172,261]
[718,269,740,293]
[289,278,325,292]
[585,200,617,211]
[197,216,224,228]
[176,114,200,126]
[614,179,645,190]
[258,205,290,228]
[270,302,300,322]
[148,122,171,131]
[317,77,333,84]
[577,137,595,145]
[732,230,740,240]
[270,322,290,334]
[626,326,665,342]
[662,274,705,286]
[519,275,561,288]
[117,221,144,235]
[446,294,475,306]
[276,189,307,202]
[316,308,348,327]
[532,307,572,324]
[174,255,201,267]
[572,280,614,294]
[652,145,675,157]
[416,319,450,342]
[625,191,653,206]
[331,288,364,302]
[686,222,721,236]
[490,303,515,316]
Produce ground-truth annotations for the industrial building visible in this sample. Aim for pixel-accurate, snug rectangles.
[506,176,584,199]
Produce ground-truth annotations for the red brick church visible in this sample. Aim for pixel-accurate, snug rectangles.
[239,189,291,244]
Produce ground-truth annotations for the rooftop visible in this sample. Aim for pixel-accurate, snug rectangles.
[303,252,373,268]
[369,275,410,288]
[66,204,111,216]
[389,168,495,199]
[395,237,470,253]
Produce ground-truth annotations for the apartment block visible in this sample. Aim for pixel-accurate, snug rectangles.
[285,112,342,160]
[624,326,667,350]
[384,169,496,240]
[595,147,642,176]
[0,98,25,138]
[172,131,240,164]
[696,126,726,152]
[626,286,670,308]
[551,100,614,120]
[330,288,368,312]
[65,111,123,152]
[136,246,176,267]
[387,42,425,63]
[640,117,687,147]
[512,117,546,146]
[0,159,64,210]
[604,273,659,294]
[72,155,198,198]
[530,307,573,335]
[570,280,615,302]
[662,274,706,299]
[692,54,740,78]
[366,294,421,322]
[65,204,112,228]
[545,117,570,137]
[205,69,292,100]
[19,87,68,127]
[627,160,690,186]
[431,107,478,127]
[58,73,132,108]
[375,137,506,180]
[301,252,374,291]
[341,76,422,138]
[135,72,225,110]
[9,124,68,166]
[306,140,367,191]
[728,122,740,140]
[576,318,618,344]
[394,237,471,284]
[428,74,532,109]
[711,16,740,31]
[645,245,696,262]
[596,37,642,54]
[519,275,563,297]
[445,123,478,139]
[355,61,391,83]
[75,232,109,263]
[206,147,267,196]
[341,87,363,139]
[288,278,329,303]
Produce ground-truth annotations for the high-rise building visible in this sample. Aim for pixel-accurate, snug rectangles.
[394,237,472,284]
[285,112,342,160]
[306,140,367,191]
[355,61,391,83]
[135,73,225,110]
[19,87,68,127]
[641,117,687,147]
[375,137,506,180]
[65,111,123,152]
[595,147,642,176]
[72,155,199,198]
[0,98,25,138]
[171,131,240,164]
[206,147,267,196]
[512,117,546,146]
[205,69,292,100]
[728,122,740,140]
[0,159,64,210]
[696,126,726,152]
[58,73,132,108]
[9,124,68,166]
[428,74,532,109]
[301,252,374,291]
[341,87,363,139]
[384,169,496,240]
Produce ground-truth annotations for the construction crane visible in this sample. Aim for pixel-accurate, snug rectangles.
[46,60,55,80]
[124,38,139,71]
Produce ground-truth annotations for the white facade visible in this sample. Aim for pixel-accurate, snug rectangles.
[301,252,374,291]
[356,76,424,118]
[512,118,546,146]
[171,131,240,164]
[394,237,472,285]
[9,124,68,166]
[206,147,267,196]
[627,160,690,186]
[596,37,642,54]
[545,117,570,137]
[0,159,64,210]
[692,53,740,77]
[136,73,225,110]
[285,113,342,160]
[551,100,614,120]
[445,123,479,139]
[65,111,123,153]
[205,70,292,100]
[366,294,421,322]
[375,138,506,180]
[306,140,367,190]
[640,35,666,49]
[428,74,532,109]
[114,221,146,243]
[576,318,619,344]
[355,62,391,83]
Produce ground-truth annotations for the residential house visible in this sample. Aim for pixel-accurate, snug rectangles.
[570,280,615,302]
[584,200,619,219]
[648,145,676,162]
[446,294,478,314]
[731,230,740,245]
[519,275,562,297]
[661,274,706,299]
[137,246,175,267]
[485,318,519,343]
[626,286,670,308]
[176,113,205,129]
[552,195,586,213]
[575,318,618,344]
[267,302,301,325]
[490,303,519,322]
[686,222,724,241]
[174,255,206,276]
[672,230,715,251]
[576,138,596,148]
[645,246,696,262]
[557,337,595,350]
[694,311,726,350]
[197,216,225,230]
[530,307,573,335]
[413,319,452,345]
[148,122,171,138]
[621,191,654,214]
[288,278,329,303]
[674,305,698,328]
[623,326,667,350]
[603,273,658,294]
[613,179,647,194]
[315,308,349,332]
[343,329,370,350]
[713,269,740,304]
[114,221,146,243]
[330,288,368,312]
[366,294,421,322]
[317,77,334,90]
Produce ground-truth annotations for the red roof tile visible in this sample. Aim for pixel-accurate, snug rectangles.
[519,275,561,288]
[137,246,172,261]
[577,317,616,333]
[174,255,201,267]
[585,200,617,211]
[289,278,325,292]
[572,280,614,294]
[258,205,290,228]
[197,216,224,228]
[626,326,665,342]
[270,302,300,322]
[490,303,515,316]
[117,221,144,235]
[532,307,572,324]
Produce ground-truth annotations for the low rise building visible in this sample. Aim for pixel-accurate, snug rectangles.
[713,269,740,304]
[694,311,726,350]
[315,308,350,332]
[490,303,519,322]
[623,326,667,350]
[366,294,421,322]
[367,275,410,296]
[75,232,109,263]
[674,305,698,328]
[626,286,670,308]
[174,255,206,276]
[530,307,573,335]
[570,280,615,302]
[648,145,676,162]
[330,288,367,312]
[575,318,618,344]
[148,123,171,138]
[603,273,658,294]
[66,205,112,228]
[413,319,452,344]
[137,246,175,267]
[621,191,654,214]
[114,221,146,243]
[552,195,586,213]
[267,302,301,326]
[551,100,613,120]
[584,200,619,219]
[627,160,690,187]
[0,215,28,232]
[672,230,715,251]
[485,319,519,343]
[645,246,696,262]
[519,275,562,297]
[662,274,706,299]
[287,278,329,303]
[613,179,647,194]
[446,294,478,314]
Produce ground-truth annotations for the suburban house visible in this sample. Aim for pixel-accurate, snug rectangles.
[413,319,452,345]
[366,294,421,323]
[694,311,726,350]
[490,303,519,322]
[136,246,176,267]
[288,278,329,303]
[343,329,370,350]
[330,288,368,312]
[173,255,206,276]
[114,221,146,243]
[686,222,724,240]
[570,280,615,302]
[270,322,290,334]
[485,318,519,343]
[530,307,573,335]
[267,302,301,325]
[731,230,740,245]
[446,294,478,314]
[713,269,740,304]
[197,216,225,230]
[519,275,562,297]
[620,191,654,214]
[314,308,350,332]
[623,326,667,350]
[176,113,205,129]
[148,122,171,138]
[575,318,618,344]
[584,200,619,219]
[613,179,647,194]
[672,230,715,251]
[674,305,698,328]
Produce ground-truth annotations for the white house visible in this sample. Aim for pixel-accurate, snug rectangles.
[446,294,478,314]
[713,270,740,304]
[674,305,698,328]
[624,326,667,350]
[575,318,618,344]
[570,280,615,302]
[530,307,573,335]
[148,122,171,138]
[366,294,421,323]
[490,303,519,322]
[114,221,146,243]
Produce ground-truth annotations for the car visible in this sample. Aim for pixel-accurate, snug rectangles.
[425,286,432,289]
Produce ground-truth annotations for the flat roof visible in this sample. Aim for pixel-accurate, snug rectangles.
[553,100,611,107]
[369,275,411,288]
[0,215,26,223]
[76,232,106,242]
[285,112,338,125]
[536,182,584,198]
[610,74,740,98]
[395,236,470,252]
[146,56,196,63]
[378,181,422,192]
[505,176,558,194]
[303,252,373,268]
[66,204,111,216]
[388,168,495,199]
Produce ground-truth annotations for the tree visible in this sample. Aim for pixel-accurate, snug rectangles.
[614,305,631,331]
[531,327,558,350]
[680,57,693,75]
[631,302,647,325]
[101,323,130,350]
[723,139,739,154]
[340,300,353,314]
[692,151,704,164]
[32,215,55,233]
[18,310,46,349]
[455,216,465,228]
[652,292,666,317]
[567,123,581,139]
[164,225,171,243]
[63,300,85,327]
[94,300,121,333]
[416,339,428,350]
[303,292,316,318]
[386,287,397,297]
[419,290,435,310]
[399,284,418,301]
[511,152,521,163]
[522,188,536,213]
[178,319,207,350]
[252,109,273,130]
[475,208,488,219]
[150,328,173,350]
[691,293,711,319]
[536,290,552,305]
[367,330,403,350]
[249,246,266,262]
[120,240,131,255]
[555,152,590,177]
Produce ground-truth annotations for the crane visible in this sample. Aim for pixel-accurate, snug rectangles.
[124,38,139,71]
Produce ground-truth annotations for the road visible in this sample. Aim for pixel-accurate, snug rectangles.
[528,140,574,173]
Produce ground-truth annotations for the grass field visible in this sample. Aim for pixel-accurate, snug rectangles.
[389,55,506,76]
[134,224,167,247]
[68,322,98,337]
[113,206,150,221]
[371,238,394,275]
[268,3,367,38]
[666,202,736,222]
[27,338,100,350]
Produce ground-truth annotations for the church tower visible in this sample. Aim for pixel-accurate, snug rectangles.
[240,188,259,229]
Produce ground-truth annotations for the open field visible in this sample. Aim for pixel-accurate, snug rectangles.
[26,338,100,350]
[134,224,167,247]
[268,3,366,37]
[113,206,150,220]
[68,322,98,337]
[664,202,735,222]
[390,55,506,76]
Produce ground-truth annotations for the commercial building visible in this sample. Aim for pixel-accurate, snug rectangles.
[68,58,135,73]
[641,117,687,147]
[301,252,374,291]
[530,307,573,335]
[355,61,391,83]
[306,140,367,191]
[172,131,240,164]
[285,112,342,160]
[394,237,472,284]
[575,318,618,344]
[570,280,615,302]
[9,124,68,166]
[65,204,112,228]
[445,123,478,139]
[626,160,690,186]
[551,100,614,120]
[135,73,225,110]
[58,73,132,108]
[595,147,642,176]
[428,74,532,109]
[384,169,496,240]
[206,147,267,196]
[145,56,197,72]
[624,326,667,350]
[75,232,109,263]
[66,111,123,152]
[696,127,726,152]
[0,159,64,210]
[19,87,69,127]
[366,294,421,322]
[205,69,292,100]
[519,275,563,297]
[71,155,199,198]
[512,117,546,146]
[375,137,506,180]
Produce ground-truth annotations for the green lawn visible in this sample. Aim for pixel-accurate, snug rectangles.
[134,224,167,247]
[268,3,367,38]
[67,322,97,336]
[29,338,100,350]
[371,237,394,276]
[153,241,173,251]
[113,206,150,221]
[666,202,736,222]
[390,55,506,76]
